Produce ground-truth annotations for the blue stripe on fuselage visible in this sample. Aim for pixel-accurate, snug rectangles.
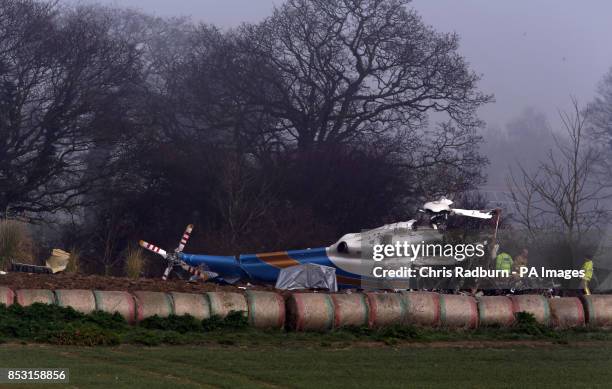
[180,248,361,288]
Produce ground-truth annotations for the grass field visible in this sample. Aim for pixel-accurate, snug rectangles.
[2,343,612,388]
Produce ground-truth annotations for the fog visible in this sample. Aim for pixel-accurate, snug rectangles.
[80,0,612,191]
[88,0,612,129]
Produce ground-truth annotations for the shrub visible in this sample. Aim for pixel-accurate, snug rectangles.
[124,329,163,346]
[202,311,249,331]
[139,314,201,333]
[85,310,128,330]
[124,245,145,279]
[221,311,249,329]
[513,311,558,338]
[0,219,33,269]
[65,247,81,274]
[44,324,120,346]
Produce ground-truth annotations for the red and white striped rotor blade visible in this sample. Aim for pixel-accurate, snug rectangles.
[178,261,211,281]
[139,240,168,258]
[162,265,173,281]
[176,224,194,253]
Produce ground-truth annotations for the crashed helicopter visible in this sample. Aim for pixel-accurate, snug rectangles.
[139,197,499,288]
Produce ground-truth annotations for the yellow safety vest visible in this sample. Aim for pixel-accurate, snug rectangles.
[582,260,593,282]
[496,252,513,273]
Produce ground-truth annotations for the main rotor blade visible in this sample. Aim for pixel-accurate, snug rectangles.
[176,224,194,253]
[162,264,173,281]
[178,261,217,281]
[139,240,168,258]
[450,209,494,219]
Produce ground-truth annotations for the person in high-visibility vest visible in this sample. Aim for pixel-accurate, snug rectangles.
[495,252,513,273]
[582,255,594,295]
[495,251,513,292]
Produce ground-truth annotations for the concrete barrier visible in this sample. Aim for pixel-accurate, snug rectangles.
[170,292,210,320]
[133,291,174,321]
[10,287,612,332]
[55,289,96,314]
[286,293,334,331]
[581,295,612,328]
[330,293,369,329]
[478,296,515,327]
[15,289,55,306]
[510,295,550,325]
[93,290,137,323]
[206,292,248,319]
[439,294,478,329]
[401,291,441,327]
[0,286,14,306]
[246,291,285,329]
[549,297,585,328]
[366,293,406,328]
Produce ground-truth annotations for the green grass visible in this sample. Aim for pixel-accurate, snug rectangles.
[3,305,612,388]
[4,303,612,348]
[1,343,612,388]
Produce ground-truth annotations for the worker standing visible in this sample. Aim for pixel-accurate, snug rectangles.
[495,251,513,292]
[581,255,594,295]
[496,251,513,274]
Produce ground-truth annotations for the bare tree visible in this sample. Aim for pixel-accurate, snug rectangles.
[588,67,612,144]
[509,99,612,256]
[0,1,141,217]
[233,0,492,151]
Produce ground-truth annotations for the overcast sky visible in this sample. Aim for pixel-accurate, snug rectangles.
[88,0,612,131]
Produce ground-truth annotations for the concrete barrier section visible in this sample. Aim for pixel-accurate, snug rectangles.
[330,293,369,329]
[206,292,248,319]
[366,293,406,328]
[439,294,478,329]
[581,295,612,328]
[549,297,585,328]
[93,290,138,323]
[401,291,441,327]
[133,291,174,321]
[170,292,211,320]
[246,291,286,329]
[15,289,55,306]
[510,295,550,325]
[0,286,14,306]
[478,296,515,327]
[286,293,334,331]
[55,289,96,314]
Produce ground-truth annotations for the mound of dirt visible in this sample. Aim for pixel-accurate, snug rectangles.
[0,272,272,294]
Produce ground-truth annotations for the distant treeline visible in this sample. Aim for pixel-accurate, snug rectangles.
[0,0,492,274]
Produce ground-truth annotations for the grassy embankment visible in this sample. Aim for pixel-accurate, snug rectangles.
[2,343,612,388]
[1,303,612,347]
[2,304,612,388]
